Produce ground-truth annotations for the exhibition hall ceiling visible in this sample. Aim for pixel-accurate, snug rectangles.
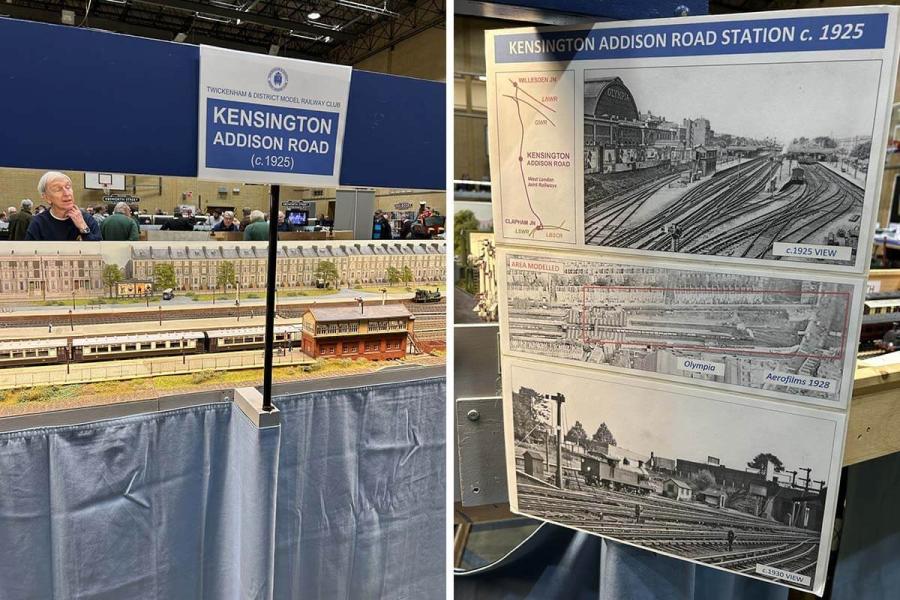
[1,0,444,64]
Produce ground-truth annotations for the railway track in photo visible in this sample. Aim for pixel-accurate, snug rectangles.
[585,156,863,263]
[517,478,819,584]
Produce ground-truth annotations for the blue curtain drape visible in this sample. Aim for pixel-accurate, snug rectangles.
[0,404,280,600]
[273,378,446,600]
[0,376,446,600]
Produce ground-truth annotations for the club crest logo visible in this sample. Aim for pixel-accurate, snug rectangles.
[267,67,288,92]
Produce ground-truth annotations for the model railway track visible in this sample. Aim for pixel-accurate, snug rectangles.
[0,298,443,329]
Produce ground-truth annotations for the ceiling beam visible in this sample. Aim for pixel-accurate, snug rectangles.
[131,0,352,41]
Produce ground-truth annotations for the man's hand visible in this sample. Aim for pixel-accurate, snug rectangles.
[67,205,87,230]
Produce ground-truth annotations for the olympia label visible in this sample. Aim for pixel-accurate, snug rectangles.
[772,242,852,261]
[762,371,837,395]
[678,358,724,376]
[755,564,811,587]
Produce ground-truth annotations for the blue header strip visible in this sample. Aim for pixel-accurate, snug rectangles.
[494,13,888,63]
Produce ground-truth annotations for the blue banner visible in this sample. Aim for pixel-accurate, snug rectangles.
[494,13,888,63]
[205,98,338,176]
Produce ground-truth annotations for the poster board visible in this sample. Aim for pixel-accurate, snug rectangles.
[486,6,900,595]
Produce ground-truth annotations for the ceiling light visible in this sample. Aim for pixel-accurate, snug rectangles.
[324,36,332,43]
[308,11,321,20]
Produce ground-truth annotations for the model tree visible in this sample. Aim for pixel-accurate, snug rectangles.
[153,263,177,291]
[315,260,340,289]
[454,210,480,259]
[216,261,236,293]
[102,264,123,298]
[591,422,617,447]
[512,387,550,443]
[401,265,414,288]
[564,421,589,450]
[386,266,401,286]
[691,469,717,491]
[747,452,784,473]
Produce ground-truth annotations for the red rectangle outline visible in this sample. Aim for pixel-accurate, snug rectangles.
[579,285,851,361]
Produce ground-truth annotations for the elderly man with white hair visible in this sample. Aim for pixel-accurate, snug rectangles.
[99,201,140,241]
[25,171,100,241]
[242,209,269,241]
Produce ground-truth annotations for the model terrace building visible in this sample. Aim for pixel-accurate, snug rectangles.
[128,242,445,291]
[301,304,414,360]
[0,250,104,298]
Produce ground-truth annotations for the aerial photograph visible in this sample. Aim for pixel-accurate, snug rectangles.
[503,252,857,403]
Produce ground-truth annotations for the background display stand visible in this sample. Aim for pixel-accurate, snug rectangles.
[453,2,900,598]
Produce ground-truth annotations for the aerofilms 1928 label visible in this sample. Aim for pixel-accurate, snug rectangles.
[755,565,811,587]
[762,372,837,395]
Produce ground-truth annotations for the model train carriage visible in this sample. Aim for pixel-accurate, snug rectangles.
[71,332,206,362]
[0,339,68,367]
[206,325,302,353]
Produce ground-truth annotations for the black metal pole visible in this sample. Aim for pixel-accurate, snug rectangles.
[262,184,280,411]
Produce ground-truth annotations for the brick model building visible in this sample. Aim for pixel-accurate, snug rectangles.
[301,304,414,360]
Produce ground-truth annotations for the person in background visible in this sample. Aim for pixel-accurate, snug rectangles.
[212,210,239,232]
[35,205,46,215]
[161,210,195,231]
[92,204,107,224]
[277,211,293,232]
[7,198,33,240]
[0,212,7,232]
[207,210,223,230]
[243,210,269,241]
[100,202,140,241]
[25,171,100,241]
[239,207,252,231]
[372,210,392,240]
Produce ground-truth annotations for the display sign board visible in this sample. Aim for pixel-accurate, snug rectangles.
[198,46,351,186]
[103,195,140,204]
[486,6,899,595]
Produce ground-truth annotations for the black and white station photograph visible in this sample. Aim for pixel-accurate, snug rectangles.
[507,359,843,592]
[582,60,879,266]
[502,251,859,404]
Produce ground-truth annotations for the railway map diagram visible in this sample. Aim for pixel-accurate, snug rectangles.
[500,251,860,406]
[494,70,576,244]
[506,359,844,593]
[582,61,880,269]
